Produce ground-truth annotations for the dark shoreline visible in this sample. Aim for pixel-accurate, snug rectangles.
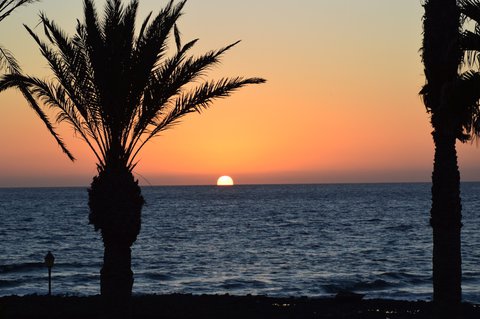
[1,294,479,319]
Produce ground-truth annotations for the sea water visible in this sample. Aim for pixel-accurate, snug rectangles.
[1,183,479,302]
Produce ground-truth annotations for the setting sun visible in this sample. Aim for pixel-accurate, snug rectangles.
[217,176,234,186]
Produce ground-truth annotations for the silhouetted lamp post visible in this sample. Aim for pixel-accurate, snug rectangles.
[44,251,55,296]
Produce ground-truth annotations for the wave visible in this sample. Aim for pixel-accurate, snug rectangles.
[0,279,23,288]
[385,224,414,232]
[0,261,101,275]
[322,271,433,296]
[378,271,423,280]
[378,272,430,285]
[323,279,393,294]
[0,262,43,274]
[220,278,269,290]
[142,273,173,281]
[352,279,391,290]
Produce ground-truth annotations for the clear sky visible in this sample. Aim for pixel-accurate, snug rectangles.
[1,0,479,187]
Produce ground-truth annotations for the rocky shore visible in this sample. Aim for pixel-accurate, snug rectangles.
[1,294,480,319]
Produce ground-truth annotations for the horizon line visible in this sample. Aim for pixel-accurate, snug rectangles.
[2,180,480,189]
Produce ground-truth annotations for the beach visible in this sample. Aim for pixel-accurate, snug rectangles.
[1,294,480,319]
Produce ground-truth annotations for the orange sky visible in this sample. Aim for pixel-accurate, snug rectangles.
[1,0,480,187]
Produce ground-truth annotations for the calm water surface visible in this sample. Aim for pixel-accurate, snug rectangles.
[1,183,479,302]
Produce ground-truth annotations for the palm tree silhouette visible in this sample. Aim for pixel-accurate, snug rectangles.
[421,0,480,317]
[0,0,265,299]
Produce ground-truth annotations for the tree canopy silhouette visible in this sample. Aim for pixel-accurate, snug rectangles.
[0,0,265,300]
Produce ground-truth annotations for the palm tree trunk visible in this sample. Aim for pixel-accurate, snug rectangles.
[431,130,462,318]
[88,166,144,300]
[422,1,463,317]
[100,234,134,318]
[101,235,134,297]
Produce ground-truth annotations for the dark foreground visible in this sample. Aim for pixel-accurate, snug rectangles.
[1,294,479,319]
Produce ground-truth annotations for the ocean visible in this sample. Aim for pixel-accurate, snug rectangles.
[1,183,479,302]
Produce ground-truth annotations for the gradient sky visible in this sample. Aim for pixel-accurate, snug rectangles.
[1,0,480,187]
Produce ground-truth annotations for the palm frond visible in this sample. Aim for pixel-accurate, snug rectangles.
[172,77,266,117]
[456,70,480,138]
[461,30,480,66]
[460,0,480,66]
[0,0,39,22]
[123,1,187,146]
[460,0,480,25]
[459,0,480,140]
[24,24,98,129]
[135,0,184,61]
[137,11,152,42]
[174,24,181,51]
[124,37,199,156]
[130,38,199,136]
[0,73,76,160]
[0,0,37,74]
[0,44,21,74]
[133,40,241,140]
[102,0,122,35]
[37,15,96,115]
